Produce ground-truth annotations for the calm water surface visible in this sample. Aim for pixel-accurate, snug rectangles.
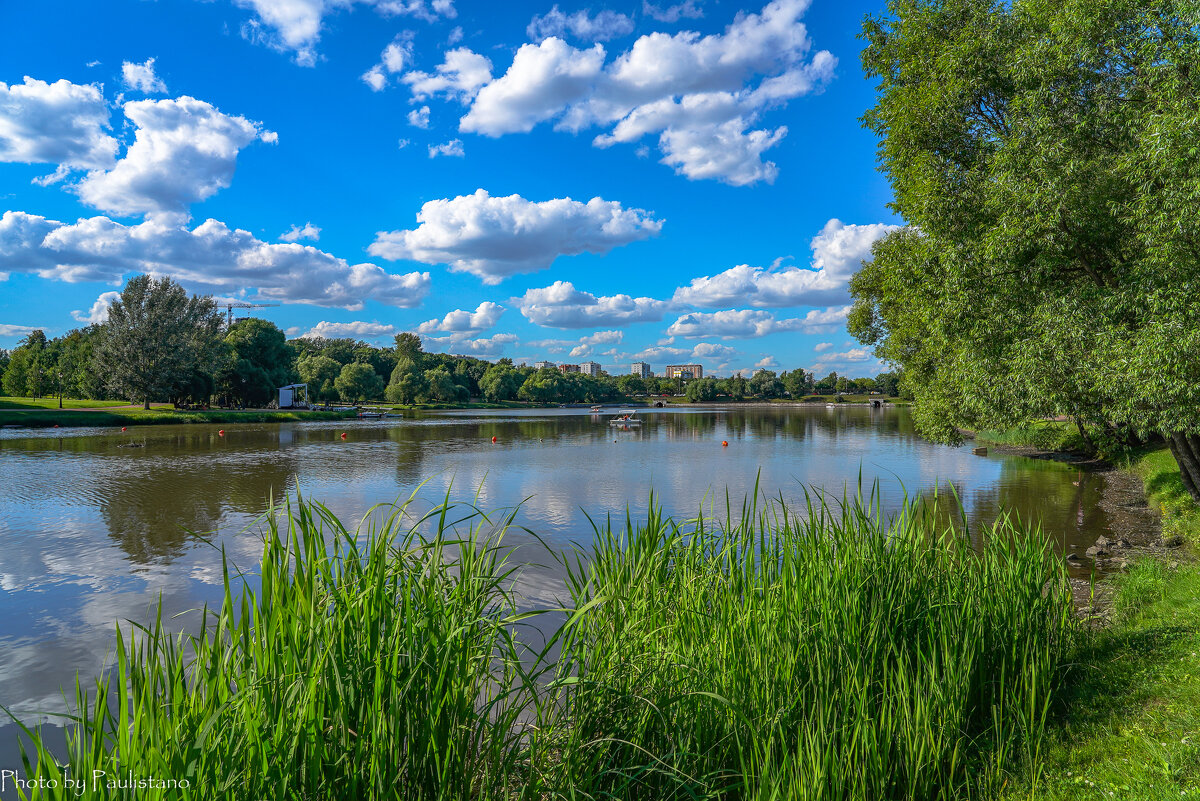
[0,405,1120,751]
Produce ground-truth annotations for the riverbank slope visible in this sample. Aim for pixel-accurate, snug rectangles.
[989,441,1200,800]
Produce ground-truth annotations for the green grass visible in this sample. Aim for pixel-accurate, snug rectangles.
[973,422,1089,453]
[0,408,358,428]
[8,488,1075,800]
[0,396,140,410]
[991,445,1200,801]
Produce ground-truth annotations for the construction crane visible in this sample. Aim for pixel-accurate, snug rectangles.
[224,301,280,329]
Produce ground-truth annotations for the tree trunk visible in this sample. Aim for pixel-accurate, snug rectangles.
[1166,432,1200,504]
[144,397,150,410]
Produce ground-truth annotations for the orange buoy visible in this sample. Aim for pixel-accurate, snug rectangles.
[722,440,729,447]
[340,432,347,439]
[218,429,225,436]
[54,424,59,428]
[491,435,497,443]
[121,427,126,432]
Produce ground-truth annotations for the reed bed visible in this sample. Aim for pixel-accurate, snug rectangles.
[7,487,1075,800]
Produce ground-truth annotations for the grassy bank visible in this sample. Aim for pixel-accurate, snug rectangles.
[0,408,358,429]
[9,490,1074,800]
[992,446,1200,800]
[973,421,1089,453]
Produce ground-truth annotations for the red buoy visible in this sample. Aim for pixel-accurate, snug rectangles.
[491,435,497,443]
[218,430,225,436]
[340,432,347,439]
[722,440,729,447]
[121,427,126,432]
[54,424,60,428]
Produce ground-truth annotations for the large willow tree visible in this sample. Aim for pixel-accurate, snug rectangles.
[849,0,1200,501]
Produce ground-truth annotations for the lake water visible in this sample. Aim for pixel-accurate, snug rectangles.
[0,405,1132,755]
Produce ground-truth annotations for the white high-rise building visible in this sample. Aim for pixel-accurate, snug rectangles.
[533,360,555,370]
[630,361,651,378]
[580,361,601,377]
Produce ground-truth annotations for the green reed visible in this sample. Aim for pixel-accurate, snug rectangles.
[6,485,1075,800]
[8,493,542,800]
[540,485,1075,799]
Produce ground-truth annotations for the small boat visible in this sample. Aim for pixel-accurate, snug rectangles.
[590,405,603,412]
[608,410,642,425]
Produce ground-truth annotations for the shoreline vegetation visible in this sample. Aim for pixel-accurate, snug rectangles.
[961,425,1200,799]
[0,394,904,430]
[10,490,1075,800]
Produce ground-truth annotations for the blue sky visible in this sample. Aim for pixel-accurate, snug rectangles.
[0,0,899,377]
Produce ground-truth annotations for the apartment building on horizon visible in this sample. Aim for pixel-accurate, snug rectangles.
[630,361,651,379]
[664,364,703,380]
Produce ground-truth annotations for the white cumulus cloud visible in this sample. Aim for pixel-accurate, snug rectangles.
[672,219,901,307]
[74,96,269,218]
[515,280,671,328]
[121,58,168,94]
[403,47,493,100]
[71,290,122,324]
[280,222,321,241]
[423,331,518,357]
[233,0,454,66]
[407,105,431,128]
[527,6,635,42]
[0,210,431,310]
[0,77,118,172]
[369,189,663,284]
[642,1,705,22]
[300,321,398,340]
[0,324,40,338]
[416,301,504,334]
[666,305,849,339]
[444,0,835,186]
[361,33,415,91]
[427,138,464,158]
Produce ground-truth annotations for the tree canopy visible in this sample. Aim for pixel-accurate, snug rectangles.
[851,0,1200,500]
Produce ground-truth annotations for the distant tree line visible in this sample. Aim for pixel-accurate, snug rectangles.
[1,275,900,408]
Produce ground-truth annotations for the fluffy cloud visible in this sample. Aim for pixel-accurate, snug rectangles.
[362,34,415,91]
[0,324,40,338]
[567,329,624,357]
[0,210,431,310]
[280,222,321,241]
[300,320,397,339]
[75,96,270,218]
[416,301,503,334]
[813,341,833,352]
[121,58,167,94]
[427,138,464,158]
[515,280,670,328]
[443,0,835,185]
[71,290,121,324]
[0,77,118,172]
[642,1,705,22]
[622,341,737,365]
[673,219,901,308]
[407,105,430,128]
[527,6,635,42]
[403,48,492,101]
[423,331,518,357]
[369,189,663,283]
[666,305,849,339]
[233,0,454,66]
[459,39,606,135]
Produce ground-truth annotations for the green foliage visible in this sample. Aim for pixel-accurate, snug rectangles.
[749,368,783,397]
[334,361,384,403]
[1,330,48,397]
[479,363,523,402]
[93,276,223,409]
[220,319,294,406]
[852,0,1200,496]
[297,353,341,402]
[685,376,719,401]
